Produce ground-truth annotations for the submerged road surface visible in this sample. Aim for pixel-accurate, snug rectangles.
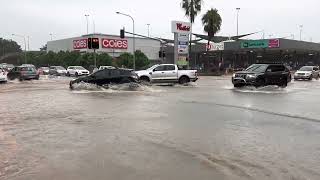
[1,76,320,180]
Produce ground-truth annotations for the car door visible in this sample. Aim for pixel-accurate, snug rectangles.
[265,65,283,85]
[312,67,319,77]
[68,67,75,75]
[163,65,177,80]
[151,65,166,82]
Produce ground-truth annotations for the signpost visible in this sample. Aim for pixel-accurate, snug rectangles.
[171,21,192,66]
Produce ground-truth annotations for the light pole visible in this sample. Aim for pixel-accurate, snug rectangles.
[116,11,135,70]
[85,14,90,34]
[299,25,303,41]
[12,34,27,64]
[147,24,150,37]
[236,8,240,36]
[49,33,53,41]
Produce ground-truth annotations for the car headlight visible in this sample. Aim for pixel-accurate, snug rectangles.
[305,73,311,76]
[246,74,257,78]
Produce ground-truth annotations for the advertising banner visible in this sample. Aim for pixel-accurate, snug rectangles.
[101,38,128,49]
[206,42,224,51]
[73,39,87,49]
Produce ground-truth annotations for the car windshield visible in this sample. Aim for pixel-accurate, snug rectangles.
[299,66,313,71]
[245,64,268,72]
[147,65,159,71]
[56,66,65,70]
[75,66,85,70]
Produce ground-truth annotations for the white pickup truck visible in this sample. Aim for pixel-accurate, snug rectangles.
[135,64,198,84]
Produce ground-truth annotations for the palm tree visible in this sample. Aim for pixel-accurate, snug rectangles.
[202,8,222,51]
[181,0,202,62]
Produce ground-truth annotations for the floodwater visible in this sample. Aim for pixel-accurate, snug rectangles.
[1,76,320,180]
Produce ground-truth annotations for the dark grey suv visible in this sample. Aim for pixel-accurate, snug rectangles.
[232,63,292,88]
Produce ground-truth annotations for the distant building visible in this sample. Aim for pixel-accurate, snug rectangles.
[47,33,162,62]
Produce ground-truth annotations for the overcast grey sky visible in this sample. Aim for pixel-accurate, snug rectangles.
[1,0,319,50]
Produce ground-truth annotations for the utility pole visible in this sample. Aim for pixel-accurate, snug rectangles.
[299,25,303,41]
[85,14,90,35]
[147,24,150,37]
[116,12,135,70]
[236,8,240,36]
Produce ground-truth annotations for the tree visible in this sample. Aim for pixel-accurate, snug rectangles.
[202,8,222,51]
[0,38,22,57]
[40,44,47,51]
[117,53,133,68]
[181,0,202,62]
[134,50,150,70]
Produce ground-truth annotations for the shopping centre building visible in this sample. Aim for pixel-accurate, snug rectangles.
[47,33,162,62]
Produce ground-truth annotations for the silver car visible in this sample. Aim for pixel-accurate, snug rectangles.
[294,66,320,80]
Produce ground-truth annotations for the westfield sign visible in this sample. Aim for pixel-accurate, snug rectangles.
[176,23,190,32]
[102,39,128,49]
[171,21,192,34]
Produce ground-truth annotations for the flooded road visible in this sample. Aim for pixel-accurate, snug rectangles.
[1,76,320,180]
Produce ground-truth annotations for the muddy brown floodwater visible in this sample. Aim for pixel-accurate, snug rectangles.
[1,76,320,180]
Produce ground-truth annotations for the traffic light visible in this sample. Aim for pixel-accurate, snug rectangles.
[92,38,99,49]
[87,38,99,49]
[120,29,125,39]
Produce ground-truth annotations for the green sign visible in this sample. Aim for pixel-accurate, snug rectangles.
[241,40,268,49]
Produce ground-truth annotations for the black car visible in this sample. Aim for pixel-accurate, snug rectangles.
[69,68,139,89]
[232,63,291,88]
[7,66,39,81]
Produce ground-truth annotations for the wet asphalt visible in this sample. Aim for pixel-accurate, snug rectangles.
[1,76,320,180]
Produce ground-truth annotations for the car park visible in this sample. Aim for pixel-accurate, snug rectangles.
[0,68,8,83]
[49,66,67,76]
[7,66,39,81]
[232,63,292,88]
[69,68,139,89]
[135,64,198,84]
[38,67,50,75]
[294,66,319,80]
[66,66,90,77]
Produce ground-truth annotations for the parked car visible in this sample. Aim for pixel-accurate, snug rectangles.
[66,66,89,77]
[21,64,36,68]
[49,66,67,76]
[0,63,14,71]
[7,66,39,81]
[0,68,8,83]
[38,67,50,75]
[69,68,139,89]
[232,63,292,88]
[294,66,320,80]
[99,66,116,70]
[135,64,198,84]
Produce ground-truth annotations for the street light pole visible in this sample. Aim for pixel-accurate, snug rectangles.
[49,33,53,41]
[300,25,302,41]
[85,14,90,35]
[147,24,150,37]
[12,34,27,64]
[116,11,135,70]
[236,8,240,36]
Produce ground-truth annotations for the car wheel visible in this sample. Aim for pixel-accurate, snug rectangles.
[279,78,287,88]
[255,78,265,88]
[309,76,313,81]
[75,72,78,77]
[66,72,70,77]
[179,76,190,85]
[139,76,151,85]
[234,84,244,88]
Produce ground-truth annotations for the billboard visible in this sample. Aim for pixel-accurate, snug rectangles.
[101,39,128,49]
[73,39,88,49]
